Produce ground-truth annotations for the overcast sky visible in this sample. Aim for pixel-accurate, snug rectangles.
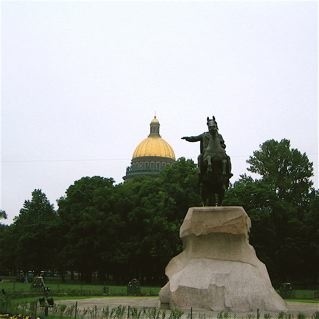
[1,1,318,224]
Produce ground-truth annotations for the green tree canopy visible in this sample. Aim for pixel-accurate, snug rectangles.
[112,157,200,283]
[247,139,314,205]
[56,159,200,283]
[9,189,58,273]
[225,139,316,283]
[57,176,116,282]
[0,149,317,285]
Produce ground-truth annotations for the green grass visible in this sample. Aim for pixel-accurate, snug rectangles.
[0,281,160,298]
[293,290,318,299]
[285,299,319,304]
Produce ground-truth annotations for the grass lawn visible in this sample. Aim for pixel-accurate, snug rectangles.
[0,281,160,297]
[293,290,318,299]
[1,281,317,305]
[286,299,319,304]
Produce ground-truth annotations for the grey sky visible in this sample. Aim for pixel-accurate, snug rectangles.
[1,1,318,224]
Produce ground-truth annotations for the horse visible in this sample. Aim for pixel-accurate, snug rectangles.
[200,132,229,206]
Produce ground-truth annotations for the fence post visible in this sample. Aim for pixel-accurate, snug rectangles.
[34,300,38,319]
[44,305,48,317]
[75,301,78,319]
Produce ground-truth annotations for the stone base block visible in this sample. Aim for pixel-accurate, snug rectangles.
[160,207,287,313]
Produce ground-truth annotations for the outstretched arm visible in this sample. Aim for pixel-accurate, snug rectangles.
[181,135,202,142]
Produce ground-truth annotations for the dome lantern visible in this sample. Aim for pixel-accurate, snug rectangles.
[149,116,160,137]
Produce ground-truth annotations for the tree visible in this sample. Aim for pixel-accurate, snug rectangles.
[111,158,200,283]
[247,139,314,206]
[225,139,316,283]
[10,189,58,274]
[158,157,201,218]
[302,191,319,282]
[57,176,116,282]
[224,174,276,211]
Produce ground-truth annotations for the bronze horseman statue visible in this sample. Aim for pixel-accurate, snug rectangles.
[182,116,233,206]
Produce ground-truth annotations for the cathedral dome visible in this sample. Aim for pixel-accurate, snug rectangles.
[133,136,175,160]
[124,116,175,180]
[132,116,175,160]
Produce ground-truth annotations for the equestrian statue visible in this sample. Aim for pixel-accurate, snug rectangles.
[182,116,233,206]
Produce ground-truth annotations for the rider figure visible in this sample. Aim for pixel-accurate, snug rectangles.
[182,116,233,182]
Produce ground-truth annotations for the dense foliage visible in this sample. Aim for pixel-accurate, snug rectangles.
[224,139,317,284]
[0,158,199,284]
[0,140,318,286]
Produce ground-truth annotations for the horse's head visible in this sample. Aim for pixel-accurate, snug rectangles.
[207,116,218,134]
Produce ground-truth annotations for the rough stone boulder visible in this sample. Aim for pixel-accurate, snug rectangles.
[160,206,287,313]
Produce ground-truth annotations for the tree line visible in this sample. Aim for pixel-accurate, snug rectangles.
[0,139,318,286]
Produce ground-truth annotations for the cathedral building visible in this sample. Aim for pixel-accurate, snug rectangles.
[124,116,175,180]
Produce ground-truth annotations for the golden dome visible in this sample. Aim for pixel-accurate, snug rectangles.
[133,136,175,159]
[132,116,175,160]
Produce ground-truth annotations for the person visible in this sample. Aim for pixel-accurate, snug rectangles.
[182,116,232,181]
